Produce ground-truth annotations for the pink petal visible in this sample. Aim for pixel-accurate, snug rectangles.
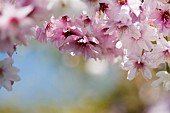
[127,68,138,80]
[141,67,152,80]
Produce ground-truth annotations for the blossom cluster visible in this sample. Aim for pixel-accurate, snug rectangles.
[0,0,51,91]
[0,0,170,91]
[36,0,170,90]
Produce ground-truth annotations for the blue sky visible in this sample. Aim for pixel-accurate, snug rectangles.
[0,41,120,106]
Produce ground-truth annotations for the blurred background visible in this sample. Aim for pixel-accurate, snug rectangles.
[0,0,170,113]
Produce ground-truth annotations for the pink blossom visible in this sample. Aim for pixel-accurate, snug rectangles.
[36,15,72,47]
[105,0,141,26]
[89,18,123,58]
[58,15,103,59]
[0,4,34,45]
[36,16,58,43]
[148,37,170,67]
[150,4,170,36]
[0,58,20,91]
[31,0,170,91]
[59,35,102,59]
[15,0,52,21]
[120,23,156,54]
[123,55,152,80]
[130,6,147,23]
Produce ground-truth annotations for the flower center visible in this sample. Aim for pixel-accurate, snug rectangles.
[119,25,128,30]
[161,10,170,22]
[135,61,144,69]
[61,16,70,23]
[10,17,19,26]
[45,22,54,32]
[63,29,78,38]
[117,0,127,5]
[77,37,88,44]
[45,22,56,37]
[99,3,109,13]
[163,49,170,59]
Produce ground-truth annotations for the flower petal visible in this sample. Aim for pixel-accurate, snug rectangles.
[156,71,169,77]
[142,68,152,80]
[151,78,164,87]
[127,68,138,80]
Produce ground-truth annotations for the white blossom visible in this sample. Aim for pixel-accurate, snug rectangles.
[0,58,20,91]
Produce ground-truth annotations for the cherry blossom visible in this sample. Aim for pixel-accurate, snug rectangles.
[123,55,152,80]
[34,0,170,90]
[152,71,170,91]
[1,0,170,91]
[0,58,20,91]
[0,3,34,56]
[148,37,170,67]
[150,3,170,36]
